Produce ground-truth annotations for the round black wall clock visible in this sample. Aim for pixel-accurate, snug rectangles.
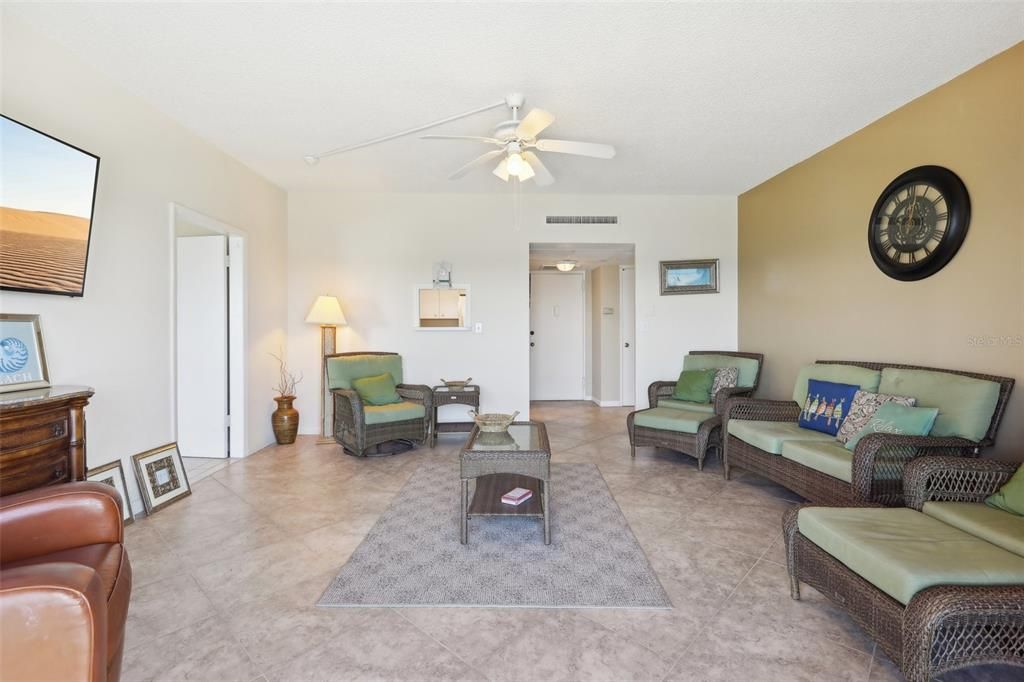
[867,165,970,281]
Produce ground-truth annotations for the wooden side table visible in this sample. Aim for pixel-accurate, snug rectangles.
[431,384,480,446]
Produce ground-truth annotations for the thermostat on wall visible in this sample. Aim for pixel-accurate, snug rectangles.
[602,307,615,315]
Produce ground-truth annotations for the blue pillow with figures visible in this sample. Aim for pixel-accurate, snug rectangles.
[798,379,860,436]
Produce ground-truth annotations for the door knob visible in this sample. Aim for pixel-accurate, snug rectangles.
[530,342,535,347]
[625,342,630,348]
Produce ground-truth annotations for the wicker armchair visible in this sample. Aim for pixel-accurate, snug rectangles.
[628,351,763,470]
[784,457,1024,682]
[328,352,433,457]
[723,361,1015,505]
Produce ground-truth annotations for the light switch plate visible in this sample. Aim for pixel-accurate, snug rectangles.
[474,322,483,334]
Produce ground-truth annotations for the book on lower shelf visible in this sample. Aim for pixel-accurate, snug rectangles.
[501,487,533,506]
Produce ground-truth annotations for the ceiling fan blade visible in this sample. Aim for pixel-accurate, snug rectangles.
[422,135,503,145]
[534,139,616,159]
[492,157,510,182]
[522,152,554,186]
[449,149,505,180]
[516,108,555,139]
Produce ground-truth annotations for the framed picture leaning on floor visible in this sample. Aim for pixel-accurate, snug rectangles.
[132,443,191,514]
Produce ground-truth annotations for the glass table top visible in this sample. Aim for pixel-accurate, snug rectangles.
[465,423,546,452]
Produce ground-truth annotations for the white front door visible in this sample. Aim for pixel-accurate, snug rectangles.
[620,266,636,406]
[530,272,585,400]
[176,235,229,458]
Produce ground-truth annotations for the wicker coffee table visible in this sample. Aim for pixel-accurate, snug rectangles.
[459,422,551,545]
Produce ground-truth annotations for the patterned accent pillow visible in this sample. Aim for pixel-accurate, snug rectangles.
[836,390,917,444]
[711,367,739,399]
[799,379,860,436]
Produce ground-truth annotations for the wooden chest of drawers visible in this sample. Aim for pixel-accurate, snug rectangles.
[0,386,93,496]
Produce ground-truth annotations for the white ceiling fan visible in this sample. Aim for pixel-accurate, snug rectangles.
[421,93,615,186]
[303,93,615,188]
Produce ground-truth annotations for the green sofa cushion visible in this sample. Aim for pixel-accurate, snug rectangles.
[634,407,711,434]
[985,465,1024,517]
[658,399,715,414]
[923,501,1024,557]
[327,354,404,390]
[792,364,881,407]
[673,369,716,403]
[363,401,426,425]
[684,353,760,388]
[727,419,834,455]
[781,440,854,483]
[351,373,402,406]
[798,506,1024,605]
[877,368,1000,442]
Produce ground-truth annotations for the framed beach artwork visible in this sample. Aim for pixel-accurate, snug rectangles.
[660,259,720,295]
[0,314,50,393]
[132,443,191,514]
[86,460,134,525]
[0,115,100,297]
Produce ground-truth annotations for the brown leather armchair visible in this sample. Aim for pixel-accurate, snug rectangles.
[1,482,132,682]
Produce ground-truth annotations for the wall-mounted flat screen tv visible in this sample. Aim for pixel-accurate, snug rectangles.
[1,115,99,297]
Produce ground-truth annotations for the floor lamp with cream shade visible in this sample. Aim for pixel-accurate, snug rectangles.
[305,295,347,444]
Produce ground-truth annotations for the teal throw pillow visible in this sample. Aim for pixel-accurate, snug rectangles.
[673,369,717,403]
[985,466,1024,516]
[352,373,402,406]
[844,402,939,451]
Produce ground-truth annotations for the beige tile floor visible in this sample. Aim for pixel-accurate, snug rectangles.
[121,402,989,682]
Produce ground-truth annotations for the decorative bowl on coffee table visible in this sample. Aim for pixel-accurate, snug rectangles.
[469,410,519,433]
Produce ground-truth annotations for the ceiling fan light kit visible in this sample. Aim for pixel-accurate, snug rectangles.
[555,260,577,272]
[304,93,615,188]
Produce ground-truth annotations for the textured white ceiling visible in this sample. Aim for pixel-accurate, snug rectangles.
[7,2,1022,194]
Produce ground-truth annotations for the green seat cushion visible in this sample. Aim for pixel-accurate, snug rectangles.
[843,403,939,451]
[658,399,715,414]
[351,373,402,406]
[923,501,1024,557]
[634,407,712,434]
[684,353,760,388]
[986,466,1024,517]
[798,506,1024,605]
[673,369,716,403]
[363,401,426,425]
[878,368,1000,442]
[727,419,834,455]
[781,440,854,483]
[327,354,404,390]
[792,364,881,407]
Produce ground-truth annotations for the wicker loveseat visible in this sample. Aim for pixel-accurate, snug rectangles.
[784,457,1024,682]
[723,361,1014,505]
[627,351,763,470]
[327,352,433,457]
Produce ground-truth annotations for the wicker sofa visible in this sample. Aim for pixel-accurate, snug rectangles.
[784,457,1024,682]
[723,361,1014,505]
[327,352,433,457]
[627,351,763,470]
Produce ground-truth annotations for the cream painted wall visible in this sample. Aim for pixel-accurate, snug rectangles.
[739,43,1023,460]
[591,265,621,404]
[0,17,289,509]
[287,192,737,428]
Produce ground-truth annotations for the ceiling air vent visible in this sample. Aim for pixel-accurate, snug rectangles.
[546,216,618,225]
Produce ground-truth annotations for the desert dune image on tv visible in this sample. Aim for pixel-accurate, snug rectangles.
[1,115,99,296]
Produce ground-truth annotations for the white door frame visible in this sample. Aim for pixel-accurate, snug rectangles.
[529,271,587,401]
[168,203,248,459]
[619,265,636,406]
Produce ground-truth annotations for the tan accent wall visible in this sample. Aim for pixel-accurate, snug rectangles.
[738,43,1023,460]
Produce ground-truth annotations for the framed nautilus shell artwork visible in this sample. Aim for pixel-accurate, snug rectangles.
[0,314,50,393]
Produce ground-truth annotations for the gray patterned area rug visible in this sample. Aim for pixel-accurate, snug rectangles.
[317,462,671,609]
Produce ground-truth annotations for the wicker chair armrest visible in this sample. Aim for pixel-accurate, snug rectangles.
[850,434,982,504]
[903,456,1019,510]
[714,386,755,415]
[396,383,434,413]
[723,397,800,423]
[332,388,365,429]
[647,381,677,408]
[902,584,1024,682]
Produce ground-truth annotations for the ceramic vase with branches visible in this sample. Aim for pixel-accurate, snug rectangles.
[270,351,303,444]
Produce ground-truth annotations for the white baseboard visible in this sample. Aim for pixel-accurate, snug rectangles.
[592,399,622,408]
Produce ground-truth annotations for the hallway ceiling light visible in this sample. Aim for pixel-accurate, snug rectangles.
[555,260,577,272]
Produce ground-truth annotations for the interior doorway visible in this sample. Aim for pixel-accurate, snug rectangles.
[529,243,636,407]
[170,204,246,468]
